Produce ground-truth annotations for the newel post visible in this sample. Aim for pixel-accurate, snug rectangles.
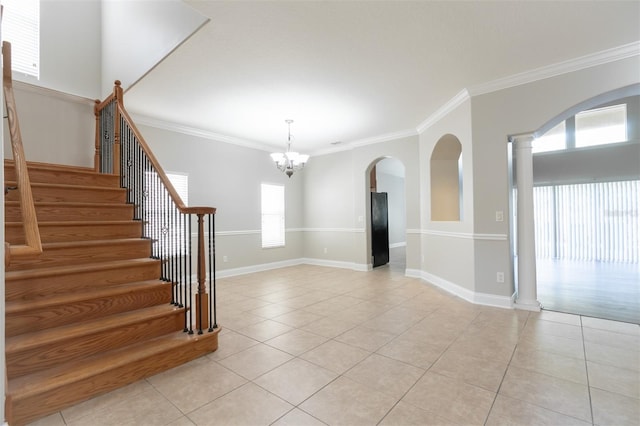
[93,99,101,172]
[195,213,209,334]
[112,81,123,176]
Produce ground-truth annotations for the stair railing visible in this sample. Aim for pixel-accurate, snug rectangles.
[2,41,42,266]
[94,81,217,335]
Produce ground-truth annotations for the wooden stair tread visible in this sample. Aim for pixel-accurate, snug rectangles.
[5,159,95,174]
[6,220,139,227]
[7,330,219,398]
[5,280,169,314]
[35,238,148,250]
[6,304,184,353]
[5,258,159,281]
[5,180,125,192]
[6,200,130,208]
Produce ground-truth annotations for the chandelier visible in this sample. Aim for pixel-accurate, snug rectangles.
[270,119,310,178]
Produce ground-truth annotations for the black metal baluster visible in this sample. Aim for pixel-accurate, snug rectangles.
[209,213,217,331]
[188,216,193,334]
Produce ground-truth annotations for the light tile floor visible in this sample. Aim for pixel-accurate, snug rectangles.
[29,265,640,426]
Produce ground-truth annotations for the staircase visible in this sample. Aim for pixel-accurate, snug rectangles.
[4,160,219,425]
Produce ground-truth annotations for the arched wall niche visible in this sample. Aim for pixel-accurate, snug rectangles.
[430,134,462,221]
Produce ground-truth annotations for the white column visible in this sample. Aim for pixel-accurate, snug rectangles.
[513,134,541,311]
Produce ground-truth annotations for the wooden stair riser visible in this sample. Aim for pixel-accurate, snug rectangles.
[5,181,127,204]
[5,221,143,245]
[4,158,219,425]
[6,331,219,426]
[5,260,162,302]
[6,281,173,337]
[6,239,152,271]
[5,161,120,188]
[5,202,134,222]
[6,308,185,378]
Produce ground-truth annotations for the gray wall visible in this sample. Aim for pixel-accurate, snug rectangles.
[138,124,304,274]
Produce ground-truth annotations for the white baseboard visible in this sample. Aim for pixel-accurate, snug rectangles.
[216,257,371,278]
[411,270,514,309]
[216,258,304,278]
[389,242,407,249]
[301,258,372,272]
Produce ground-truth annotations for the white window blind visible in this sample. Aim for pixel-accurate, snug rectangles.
[2,0,40,78]
[167,173,188,206]
[533,181,639,263]
[261,183,285,248]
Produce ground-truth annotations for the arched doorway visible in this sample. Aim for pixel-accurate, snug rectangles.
[366,157,406,272]
[511,84,640,323]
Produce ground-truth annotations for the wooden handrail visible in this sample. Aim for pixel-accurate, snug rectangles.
[3,41,42,261]
[95,81,218,334]
[98,81,215,216]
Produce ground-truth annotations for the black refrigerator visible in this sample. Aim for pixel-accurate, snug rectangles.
[371,192,389,267]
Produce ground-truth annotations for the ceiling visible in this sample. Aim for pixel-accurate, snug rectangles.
[124,1,640,156]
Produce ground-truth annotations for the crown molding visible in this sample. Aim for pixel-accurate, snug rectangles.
[416,89,471,134]
[129,113,275,152]
[468,41,640,97]
[312,128,418,156]
[129,42,638,154]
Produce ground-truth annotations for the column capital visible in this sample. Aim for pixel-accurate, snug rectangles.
[509,132,535,145]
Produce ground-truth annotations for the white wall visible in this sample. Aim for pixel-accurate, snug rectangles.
[13,0,102,99]
[101,0,208,96]
[3,83,95,167]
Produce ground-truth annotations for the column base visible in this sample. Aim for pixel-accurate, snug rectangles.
[514,299,541,312]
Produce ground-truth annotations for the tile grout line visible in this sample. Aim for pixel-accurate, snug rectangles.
[481,310,530,426]
[581,315,596,426]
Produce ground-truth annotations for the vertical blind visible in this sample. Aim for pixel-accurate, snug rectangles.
[2,0,40,78]
[534,180,639,263]
[261,183,285,248]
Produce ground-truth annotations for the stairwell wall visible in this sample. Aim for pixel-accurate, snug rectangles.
[2,83,95,167]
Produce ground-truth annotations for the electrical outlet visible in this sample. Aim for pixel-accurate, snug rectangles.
[496,272,504,283]
[495,211,504,222]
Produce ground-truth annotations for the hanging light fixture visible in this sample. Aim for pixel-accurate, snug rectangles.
[270,119,310,178]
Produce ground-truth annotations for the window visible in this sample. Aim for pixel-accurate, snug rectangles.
[532,121,566,153]
[2,0,40,78]
[534,180,639,263]
[144,172,189,256]
[261,183,285,248]
[576,104,627,148]
[167,172,189,206]
[533,102,630,155]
